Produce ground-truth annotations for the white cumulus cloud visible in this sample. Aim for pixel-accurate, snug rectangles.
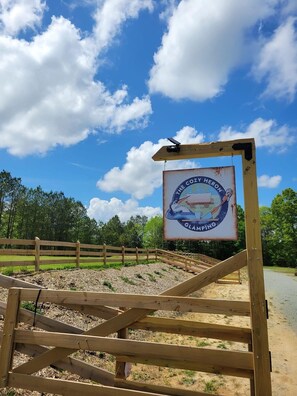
[87,197,161,223]
[97,126,204,199]
[92,0,153,51]
[258,174,282,188]
[218,118,296,153]
[253,17,297,102]
[149,0,277,100]
[0,1,153,156]
[0,0,45,35]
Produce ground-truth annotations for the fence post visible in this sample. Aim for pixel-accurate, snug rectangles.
[121,246,125,266]
[155,248,158,261]
[0,288,20,387]
[34,237,40,272]
[76,240,80,268]
[146,248,149,263]
[136,247,139,264]
[103,243,107,267]
[115,312,131,381]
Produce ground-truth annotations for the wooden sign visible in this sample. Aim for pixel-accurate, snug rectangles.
[163,166,237,240]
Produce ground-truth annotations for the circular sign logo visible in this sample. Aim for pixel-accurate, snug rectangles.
[165,175,233,232]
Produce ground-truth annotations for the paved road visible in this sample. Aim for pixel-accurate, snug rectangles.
[264,269,297,334]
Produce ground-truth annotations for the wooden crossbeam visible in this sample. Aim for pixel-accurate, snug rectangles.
[13,250,247,375]
[133,317,252,343]
[115,379,223,396]
[18,289,250,316]
[8,373,165,396]
[15,329,253,377]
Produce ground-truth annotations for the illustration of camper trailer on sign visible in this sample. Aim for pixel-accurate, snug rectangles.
[163,167,237,240]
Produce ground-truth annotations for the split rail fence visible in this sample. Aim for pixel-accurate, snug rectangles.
[0,238,157,271]
[0,238,240,283]
[0,250,252,396]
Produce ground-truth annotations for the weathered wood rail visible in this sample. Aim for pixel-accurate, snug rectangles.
[0,238,157,271]
[0,250,253,395]
[0,238,240,282]
[156,249,241,283]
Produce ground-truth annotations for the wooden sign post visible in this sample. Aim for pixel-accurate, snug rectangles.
[153,138,272,396]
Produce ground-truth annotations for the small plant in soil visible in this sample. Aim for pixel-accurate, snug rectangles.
[135,273,144,280]
[146,273,157,282]
[103,280,115,291]
[179,370,196,386]
[21,301,43,315]
[120,276,137,285]
[204,379,218,393]
[197,340,210,347]
[217,342,228,349]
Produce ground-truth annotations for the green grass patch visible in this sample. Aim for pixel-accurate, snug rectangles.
[0,255,156,274]
[264,266,295,274]
[120,276,137,285]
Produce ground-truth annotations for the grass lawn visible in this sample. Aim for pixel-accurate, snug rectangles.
[264,266,296,274]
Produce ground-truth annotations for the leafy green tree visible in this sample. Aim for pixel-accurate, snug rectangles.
[269,188,297,267]
[259,206,274,265]
[102,215,124,246]
[121,215,147,247]
[143,216,163,248]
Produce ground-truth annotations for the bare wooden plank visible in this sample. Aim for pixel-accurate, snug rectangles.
[19,289,250,316]
[39,250,76,256]
[15,330,254,374]
[116,356,252,378]
[115,379,223,396]
[105,245,123,251]
[0,273,44,289]
[13,251,247,375]
[152,139,251,161]
[132,317,252,343]
[0,249,34,255]
[8,373,166,396]
[0,331,114,386]
[0,288,20,387]
[63,303,121,319]
[40,240,76,247]
[0,301,82,334]
[79,243,103,249]
[242,142,272,396]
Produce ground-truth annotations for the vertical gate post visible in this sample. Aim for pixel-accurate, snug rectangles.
[242,141,272,396]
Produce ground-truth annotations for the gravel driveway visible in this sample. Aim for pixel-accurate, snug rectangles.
[264,269,297,334]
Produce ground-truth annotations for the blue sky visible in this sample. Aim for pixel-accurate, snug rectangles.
[0,0,296,223]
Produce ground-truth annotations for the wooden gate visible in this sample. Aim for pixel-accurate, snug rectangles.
[1,250,252,396]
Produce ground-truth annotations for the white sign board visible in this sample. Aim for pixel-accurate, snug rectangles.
[163,167,237,240]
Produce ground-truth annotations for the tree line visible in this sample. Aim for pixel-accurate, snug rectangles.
[0,170,296,267]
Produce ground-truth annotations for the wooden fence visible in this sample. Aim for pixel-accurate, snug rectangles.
[0,250,254,396]
[0,238,157,271]
[157,249,241,284]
